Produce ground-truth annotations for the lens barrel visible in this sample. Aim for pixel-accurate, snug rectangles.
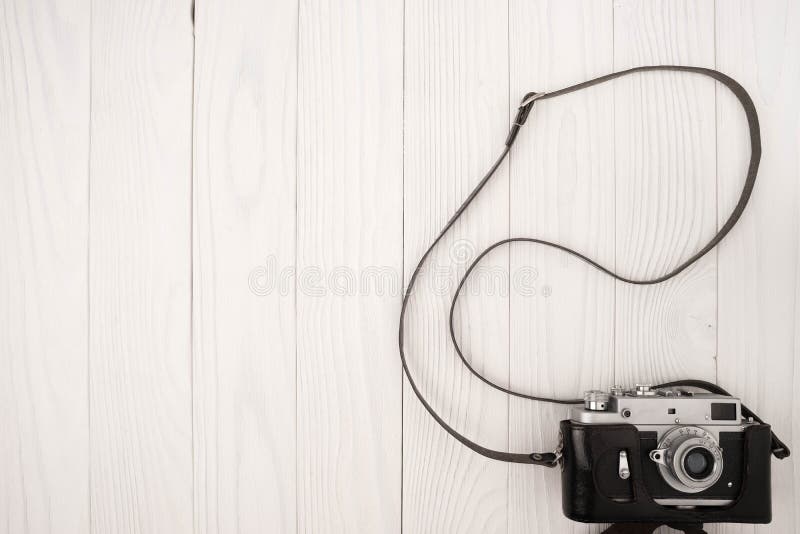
[683,447,715,480]
[649,426,724,494]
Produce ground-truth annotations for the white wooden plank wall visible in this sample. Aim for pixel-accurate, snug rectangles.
[192,0,297,532]
[403,1,510,532]
[0,1,89,532]
[0,1,797,533]
[297,1,402,532]
[715,2,800,533]
[614,0,718,397]
[89,0,194,532]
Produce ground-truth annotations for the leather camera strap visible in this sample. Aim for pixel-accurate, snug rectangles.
[398,66,789,466]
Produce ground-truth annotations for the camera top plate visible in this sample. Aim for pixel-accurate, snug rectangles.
[571,385,745,428]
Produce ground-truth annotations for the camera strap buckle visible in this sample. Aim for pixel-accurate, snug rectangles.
[528,451,560,467]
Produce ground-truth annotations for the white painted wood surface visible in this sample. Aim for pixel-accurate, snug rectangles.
[715,2,800,533]
[1,1,798,533]
[192,0,297,532]
[89,0,194,531]
[403,1,510,532]
[297,1,402,532]
[0,1,89,532]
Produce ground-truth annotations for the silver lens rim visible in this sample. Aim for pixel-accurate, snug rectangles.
[671,438,723,491]
[655,426,724,494]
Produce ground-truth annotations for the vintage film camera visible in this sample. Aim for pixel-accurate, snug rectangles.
[560,384,783,525]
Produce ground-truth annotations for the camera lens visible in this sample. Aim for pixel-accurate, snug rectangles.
[651,426,723,494]
[683,447,715,480]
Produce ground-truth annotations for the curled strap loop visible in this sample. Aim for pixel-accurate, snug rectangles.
[398,66,786,465]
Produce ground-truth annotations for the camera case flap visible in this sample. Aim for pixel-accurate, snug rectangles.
[560,420,773,524]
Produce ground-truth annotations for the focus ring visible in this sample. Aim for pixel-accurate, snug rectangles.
[655,426,724,494]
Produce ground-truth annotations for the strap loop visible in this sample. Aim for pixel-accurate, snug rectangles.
[506,92,543,146]
[399,65,789,465]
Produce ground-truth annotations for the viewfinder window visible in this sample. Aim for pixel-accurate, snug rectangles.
[711,403,737,421]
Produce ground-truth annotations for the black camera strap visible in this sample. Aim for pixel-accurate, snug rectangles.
[398,65,790,466]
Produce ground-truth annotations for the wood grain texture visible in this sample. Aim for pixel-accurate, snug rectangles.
[715,1,800,533]
[89,0,193,532]
[507,2,614,533]
[192,1,297,533]
[0,0,89,532]
[613,0,718,387]
[3,2,800,533]
[402,1,510,532]
[296,0,403,532]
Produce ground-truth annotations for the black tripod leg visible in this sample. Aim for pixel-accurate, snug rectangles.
[667,523,707,534]
[602,523,707,534]
[601,524,661,534]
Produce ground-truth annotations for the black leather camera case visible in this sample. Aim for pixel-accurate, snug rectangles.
[560,420,773,524]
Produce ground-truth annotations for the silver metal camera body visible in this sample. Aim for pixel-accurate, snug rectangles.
[571,384,755,507]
